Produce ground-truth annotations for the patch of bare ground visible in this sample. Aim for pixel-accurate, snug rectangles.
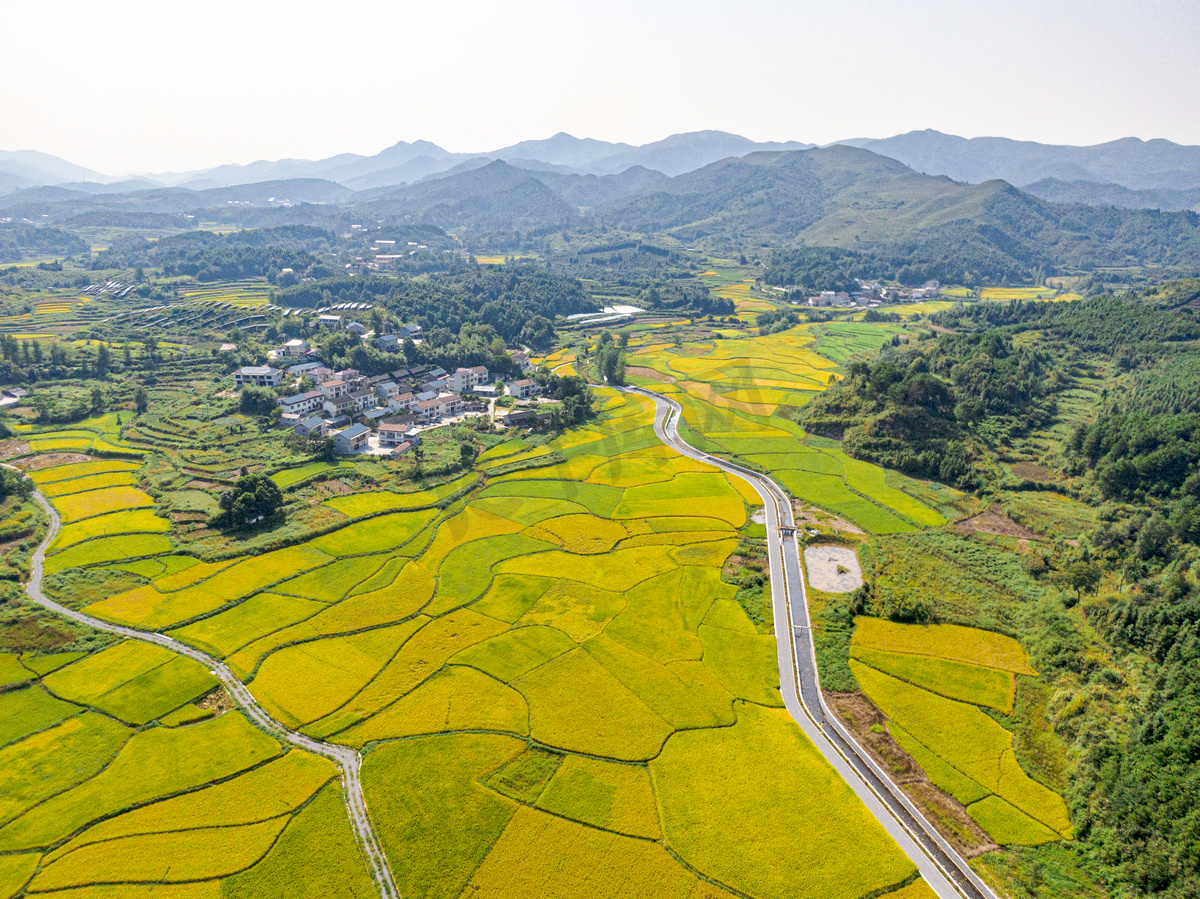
[794,501,864,535]
[184,479,219,490]
[953,504,1041,541]
[0,440,30,461]
[1010,462,1058,483]
[14,452,91,470]
[221,465,263,479]
[825,691,996,857]
[313,479,355,498]
[626,366,675,383]
[198,687,234,714]
[929,325,956,334]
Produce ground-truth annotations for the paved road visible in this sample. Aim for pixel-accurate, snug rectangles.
[626,387,997,899]
[11,474,400,899]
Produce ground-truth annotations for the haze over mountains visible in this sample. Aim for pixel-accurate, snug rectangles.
[5,129,1200,213]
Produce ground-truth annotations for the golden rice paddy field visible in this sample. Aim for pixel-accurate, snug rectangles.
[851,618,1071,846]
[8,388,941,899]
[623,321,953,534]
[0,643,376,899]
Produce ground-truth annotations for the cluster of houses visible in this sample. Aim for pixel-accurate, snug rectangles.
[233,352,540,457]
[800,280,941,308]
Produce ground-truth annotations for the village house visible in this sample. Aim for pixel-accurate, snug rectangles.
[306,366,335,384]
[383,412,417,430]
[448,365,489,393]
[318,314,342,329]
[374,380,401,401]
[319,378,349,399]
[415,398,442,422]
[504,409,552,429]
[346,321,366,336]
[360,407,391,428]
[277,338,310,357]
[388,391,417,413]
[508,378,539,399]
[234,365,283,388]
[323,395,356,419]
[333,423,370,453]
[288,361,322,378]
[293,416,327,438]
[350,389,378,412]
[277,390,324,416]
[377,422,411,449]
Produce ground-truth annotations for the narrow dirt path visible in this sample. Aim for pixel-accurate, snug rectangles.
[12,474,400,899]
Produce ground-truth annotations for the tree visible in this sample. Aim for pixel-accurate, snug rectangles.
[210,473,284,530]
[0,467,32,502]
[411,442,425,477]
[1064,560,1102,598]
[90,387,105,414]
[96,343,110,377]
[134,387,148,415]
[239,386,277,416]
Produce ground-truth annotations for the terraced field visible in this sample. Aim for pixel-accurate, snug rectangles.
[850,618,1071,846]
[625,322,950,534]
[13,387,941,899]
[0,644,375,898]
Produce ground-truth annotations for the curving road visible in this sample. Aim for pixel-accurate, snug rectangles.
[626,387,998,899]
[11,475,400,899]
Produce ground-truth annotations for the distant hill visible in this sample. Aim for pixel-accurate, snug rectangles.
[841,130,1200,192]
[358,160,577,232]
[600,145,1200,278]
[491,133,633,169]
[586,131,814,177]
[0,179,355,233]
[154,140,473,190]
[0,149,112,189]
[525,166,668,209]
[1023,178,1200,213]
[8,130,1200,211]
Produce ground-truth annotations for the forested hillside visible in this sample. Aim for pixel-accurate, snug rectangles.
[602,146,1200,283]
[804,281,1200,896]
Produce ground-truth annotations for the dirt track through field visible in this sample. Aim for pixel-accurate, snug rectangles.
[8,467,400,899]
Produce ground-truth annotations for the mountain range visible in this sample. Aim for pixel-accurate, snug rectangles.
[7,143,1200,286]
[6,129,1200,212]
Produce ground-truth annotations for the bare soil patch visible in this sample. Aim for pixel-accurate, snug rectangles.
[804,544,863,593]
[1010,462,1058,483]
[221,465,263,479]
[315,479,355,497]
[198,687,234,714]
[952,505,1040,540]
[0,440,30,461]
[626,366,675,383]
[184,479,219,490]
[825,691,995,857]
[14,452,91,470]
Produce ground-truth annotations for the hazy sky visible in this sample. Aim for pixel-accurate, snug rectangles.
[6,0,1199,174]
